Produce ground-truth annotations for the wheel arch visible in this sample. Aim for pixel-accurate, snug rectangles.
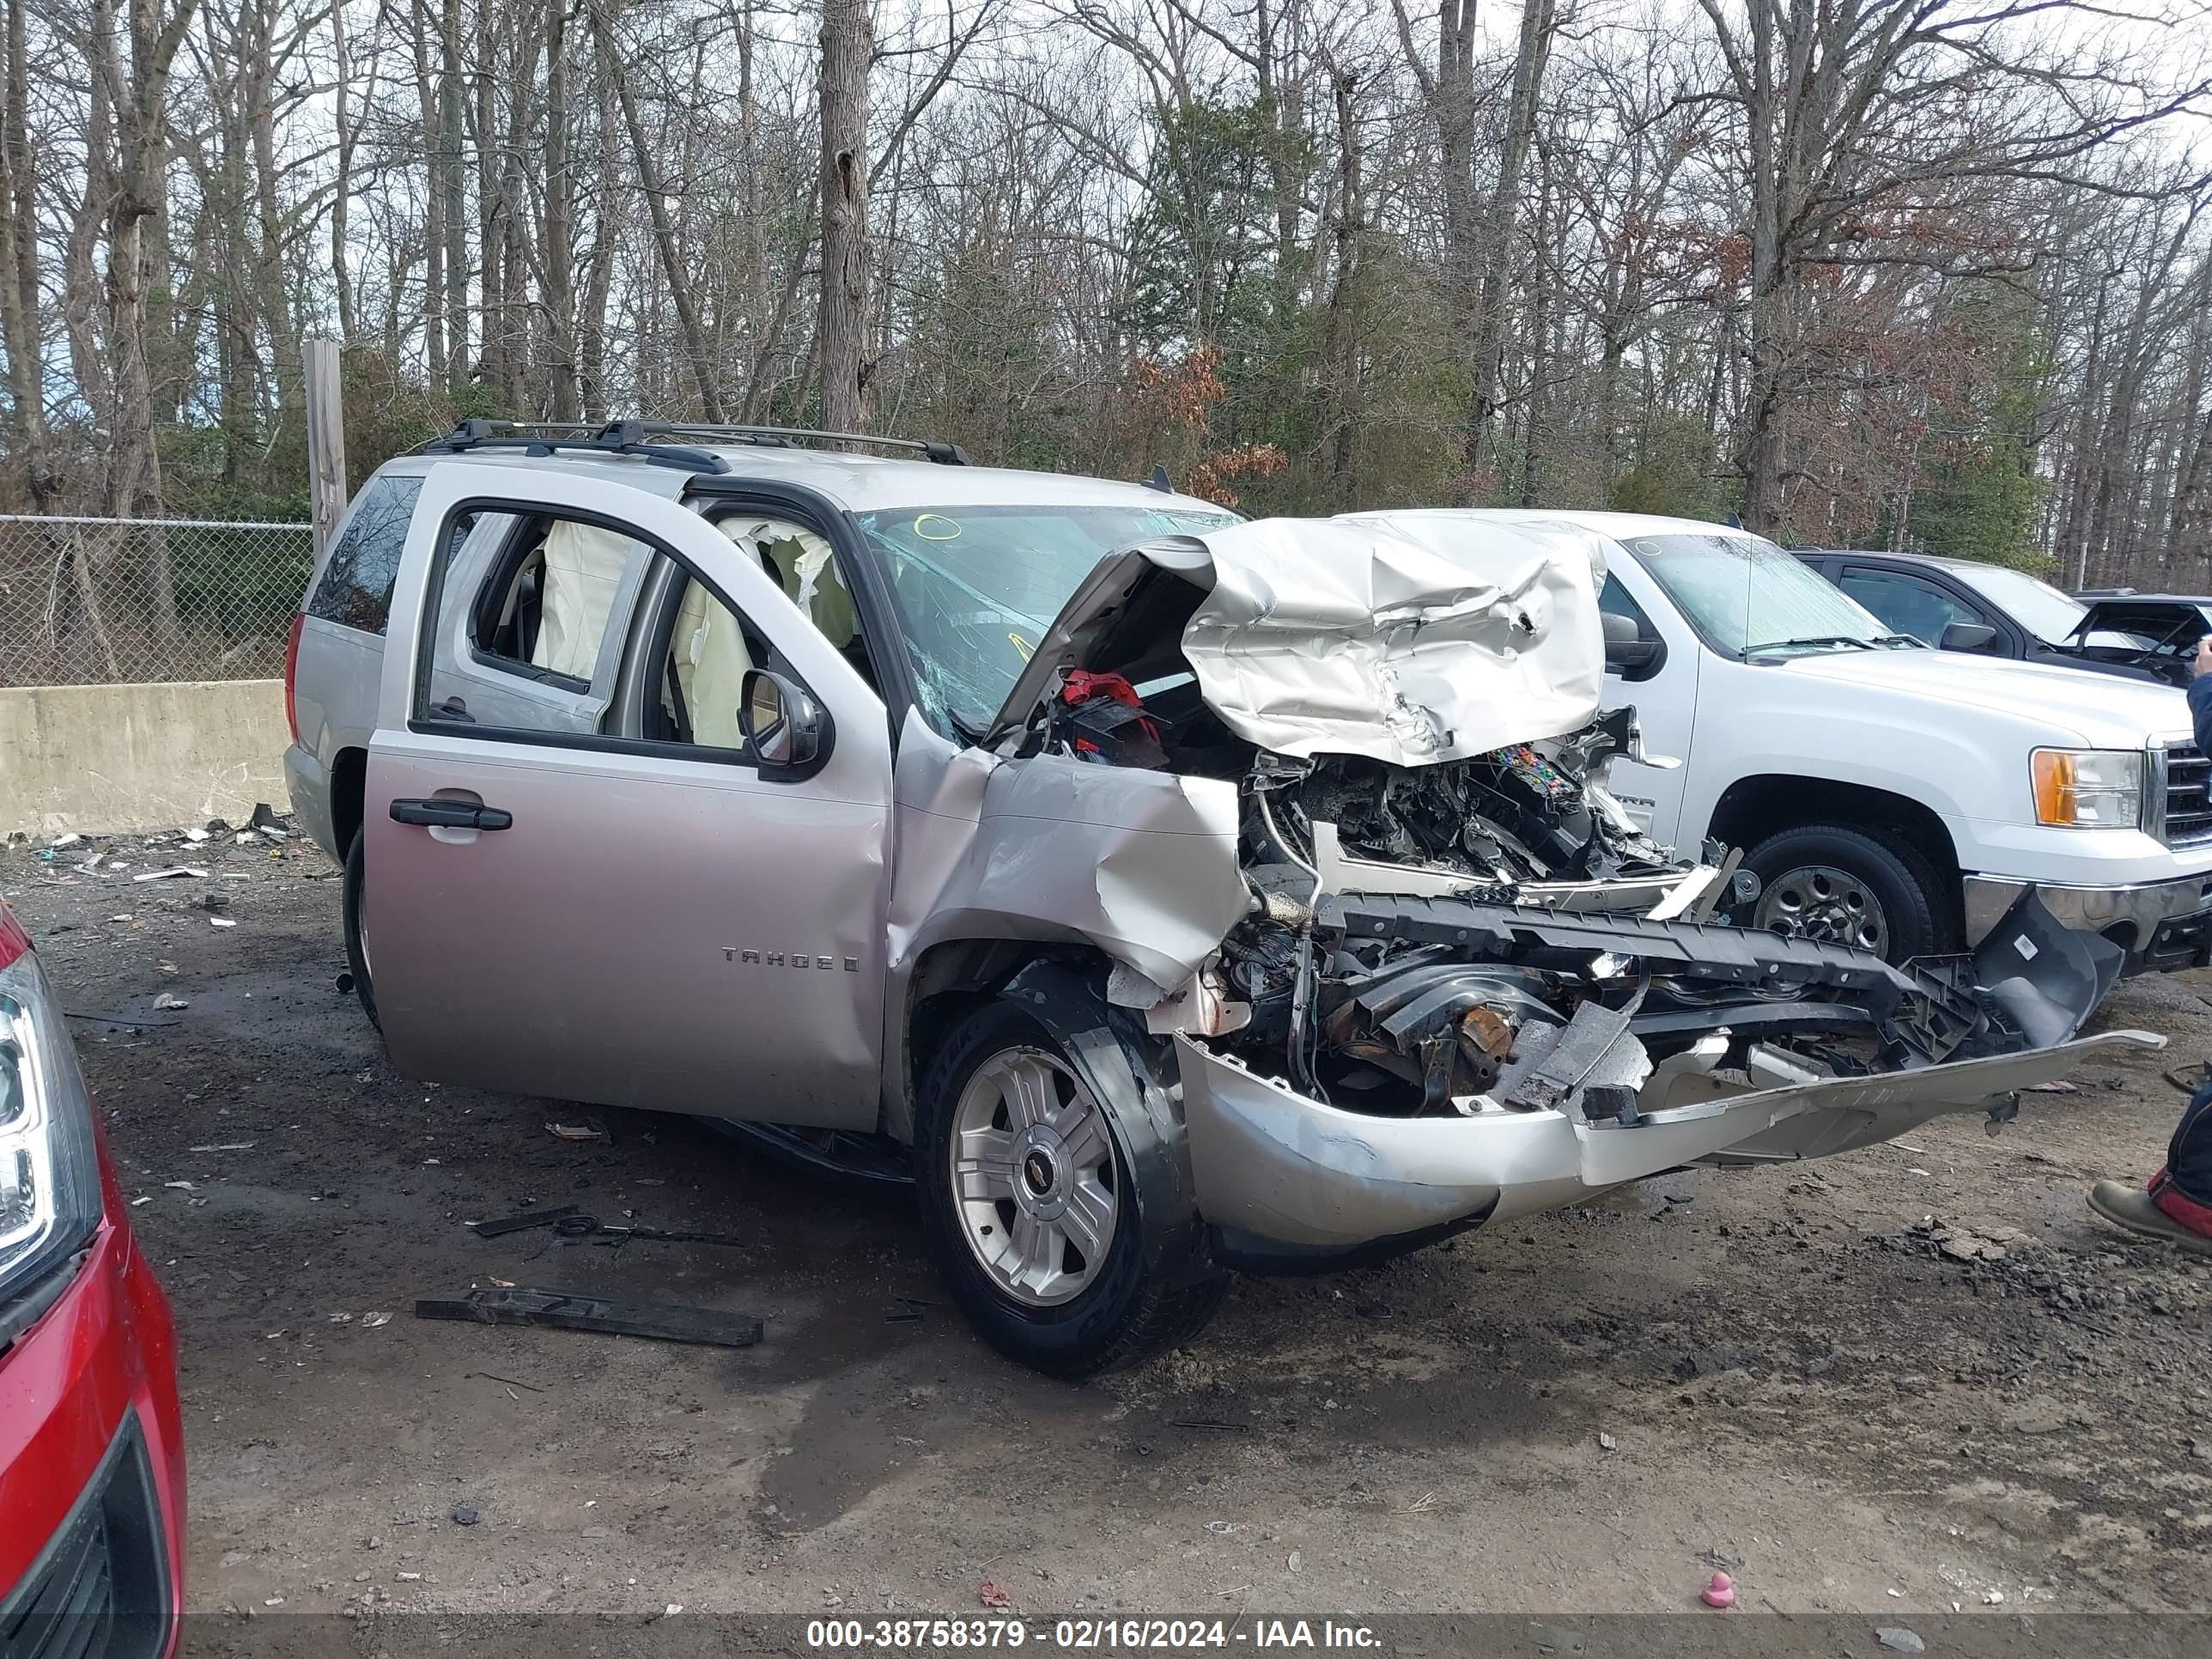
[1708,774,1964,934]
[330,745,368,858]
[890,936,1113,1144]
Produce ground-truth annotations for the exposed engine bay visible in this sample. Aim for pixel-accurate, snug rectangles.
[921,514,2151,1258]
[1001,524,2125,1133]
[1046,668,2090,1127]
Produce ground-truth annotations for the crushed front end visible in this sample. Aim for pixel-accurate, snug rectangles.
[965,519,2159,1263]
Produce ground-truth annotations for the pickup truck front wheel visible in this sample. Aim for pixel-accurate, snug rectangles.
[1741,823,1953,963]
[915,999,1224,1377]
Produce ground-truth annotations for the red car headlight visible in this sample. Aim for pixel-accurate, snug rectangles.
[0,914,105,1310]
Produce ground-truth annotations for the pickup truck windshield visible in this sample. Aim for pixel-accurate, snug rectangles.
[855,503,1237,732]
[1624,532,1904,659]
[1947,563,2088,647]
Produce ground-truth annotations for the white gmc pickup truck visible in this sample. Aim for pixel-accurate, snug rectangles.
[1352,509,2212,975]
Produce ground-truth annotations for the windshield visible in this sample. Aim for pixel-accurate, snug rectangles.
[855,503,1238,732]
[1621,533,1903,658]
[1946,563,2087,646]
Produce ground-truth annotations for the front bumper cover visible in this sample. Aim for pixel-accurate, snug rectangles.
[1177,1026,2160,1254]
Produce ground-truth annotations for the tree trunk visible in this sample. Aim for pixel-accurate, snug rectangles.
[330,0,356,343]
[1463,0,1555,495]
[593,2,724,419]
[816,0,872,430]
[1322,68,1362,510]
[0,0,58,509]
[438,0,468,395]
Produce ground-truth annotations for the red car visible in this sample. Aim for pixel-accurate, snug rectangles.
[0,897,184,1657]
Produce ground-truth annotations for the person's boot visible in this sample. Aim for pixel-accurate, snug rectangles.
[2087,1179,2212,1256]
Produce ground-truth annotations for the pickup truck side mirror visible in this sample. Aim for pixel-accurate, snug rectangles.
[1601,611,1665,679]
[1940,621,1999,653]
[739,669,827,775]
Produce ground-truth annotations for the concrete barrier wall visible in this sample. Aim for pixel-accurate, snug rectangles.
[1,679,293,838]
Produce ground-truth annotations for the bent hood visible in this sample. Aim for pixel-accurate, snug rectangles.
[985,517,1612,766]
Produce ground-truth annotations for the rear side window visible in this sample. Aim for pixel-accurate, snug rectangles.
[307,476,422,633]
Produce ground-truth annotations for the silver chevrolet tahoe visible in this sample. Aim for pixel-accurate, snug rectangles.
[283,420,2154,1376]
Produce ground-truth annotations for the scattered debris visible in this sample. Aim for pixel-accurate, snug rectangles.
[210,917,237,929]
[413,1286,763,1348]
[152,992,190,1012]
[451,1505,479,1527]
[249,802,285,832]
[2023,1079,2081,1093]
[1205,1521,1242,1534]
[133,866,208,882]
[191,1142,256,1152]
[544,1121,609,1143]
[1699,1571,1735,1608]
[467,1206,584,1239]
[1905,1214,2027,1263]
[48,833,82,849]
[1875,1629,1923,1656]
[467,1206,751,1249]
[162,1180,195,1191]
[184,828,211,843]
[360,1311,392,1328]
[1598,1431,1618,1451]
[978,1582,1012,1609]
[470,1371,544,1394]
[65,1008,179,1029]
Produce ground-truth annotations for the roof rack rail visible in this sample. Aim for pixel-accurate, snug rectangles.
[613,420,973,467]
[417,419,732,475]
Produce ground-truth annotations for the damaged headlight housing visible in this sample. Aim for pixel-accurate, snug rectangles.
[2030,749,2144,830]
[0,919,104,1311]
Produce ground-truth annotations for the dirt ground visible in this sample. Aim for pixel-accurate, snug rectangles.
[5,824,2210,1624]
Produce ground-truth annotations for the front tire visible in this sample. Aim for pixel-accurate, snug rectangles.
[342,832,381,1030]
[915,999,1224,1378]
[1740,823,1954,963]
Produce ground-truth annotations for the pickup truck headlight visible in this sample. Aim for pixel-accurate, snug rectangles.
[2030,748,2144,829]
[0,944,105,1309]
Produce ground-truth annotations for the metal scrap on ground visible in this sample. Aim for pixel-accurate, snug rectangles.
[414,1286,764,1348]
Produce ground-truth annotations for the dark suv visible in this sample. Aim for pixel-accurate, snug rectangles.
[1794,550,2211,687]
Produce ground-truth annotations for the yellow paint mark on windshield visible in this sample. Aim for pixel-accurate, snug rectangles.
[1010,633,1034,661]
[915,514,962,542]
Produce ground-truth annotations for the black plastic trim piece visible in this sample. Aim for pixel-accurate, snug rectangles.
[998,961,1216,1291]
[418,419,732,475]
[0,1245,88,1356]
[0,1408,173,1659]
[1209,1209,1495,1276]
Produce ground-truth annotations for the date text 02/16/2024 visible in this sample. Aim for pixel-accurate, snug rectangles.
[804,1621,1384,1651]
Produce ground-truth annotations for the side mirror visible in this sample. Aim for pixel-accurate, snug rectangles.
[1601,611,1663,677]
[1940,621,1998,653]
[738,669,825,774]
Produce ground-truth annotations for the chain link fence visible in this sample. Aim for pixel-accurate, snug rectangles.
[0,514,316,688]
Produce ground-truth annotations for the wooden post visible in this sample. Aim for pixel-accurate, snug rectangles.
[304,337,348,558]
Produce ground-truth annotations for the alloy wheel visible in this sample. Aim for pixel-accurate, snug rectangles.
[947,1046,1118,1307]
